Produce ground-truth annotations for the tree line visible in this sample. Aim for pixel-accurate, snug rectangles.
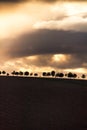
[42,71,86,79]
[0,70,86,79]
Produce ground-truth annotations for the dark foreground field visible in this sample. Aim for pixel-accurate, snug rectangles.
[0,76,87,130]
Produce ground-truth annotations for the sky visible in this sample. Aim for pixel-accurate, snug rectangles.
[0,0,87,74]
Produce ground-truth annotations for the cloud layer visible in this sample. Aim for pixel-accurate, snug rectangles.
[0,0,22,2]
[8,29,87,58]
[0,1,87,72]
[0,0,87,3]
[1,29,85,70]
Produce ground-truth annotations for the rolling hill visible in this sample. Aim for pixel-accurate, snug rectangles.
[0,76,87,130]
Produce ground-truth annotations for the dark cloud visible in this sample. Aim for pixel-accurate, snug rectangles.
[8,29,87,58]
[6,29,87,69]
[0,0,23,2]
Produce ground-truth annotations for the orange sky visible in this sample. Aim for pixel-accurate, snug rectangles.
[0,1,87,74]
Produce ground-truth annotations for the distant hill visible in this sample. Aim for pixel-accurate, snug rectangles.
[1,76,87,130]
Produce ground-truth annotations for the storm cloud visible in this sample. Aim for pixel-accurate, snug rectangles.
[8,29,87,58]
[4,29,86,70]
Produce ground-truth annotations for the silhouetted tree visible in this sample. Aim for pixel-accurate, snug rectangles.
[73,73,77,78]
[2,71,6,75]
[67,72,78,79]
[30,73,33,76]
[11,71,15,76]
[7,73,9,76]
[47,72,51,77]
[65,73,68,77]
[55,73,60,78]
[34,73,38,77]
[42,72,47,76]
[67,72,73,78]
[51,70,55,77]
[58,73,64,78]
[24,71,29,76]
[19,71,23,76]
[15,72,19,76]
[81,74,86,79]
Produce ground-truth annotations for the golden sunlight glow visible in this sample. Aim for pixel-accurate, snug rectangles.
[53,54,67,62]
[64,3,81,16]
[26,56,37,60]
[0,13,31,39]
[0,1,87,73]
[65,68,86,73]
[51,2,87,17]
[33,2,87,30]
[0,2,51,39]
[64,3,87,17]
[0,2,87,39]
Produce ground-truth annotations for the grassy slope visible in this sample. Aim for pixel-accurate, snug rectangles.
[0,76,87,130]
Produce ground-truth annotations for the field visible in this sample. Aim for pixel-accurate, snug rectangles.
[0,76,87,130]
